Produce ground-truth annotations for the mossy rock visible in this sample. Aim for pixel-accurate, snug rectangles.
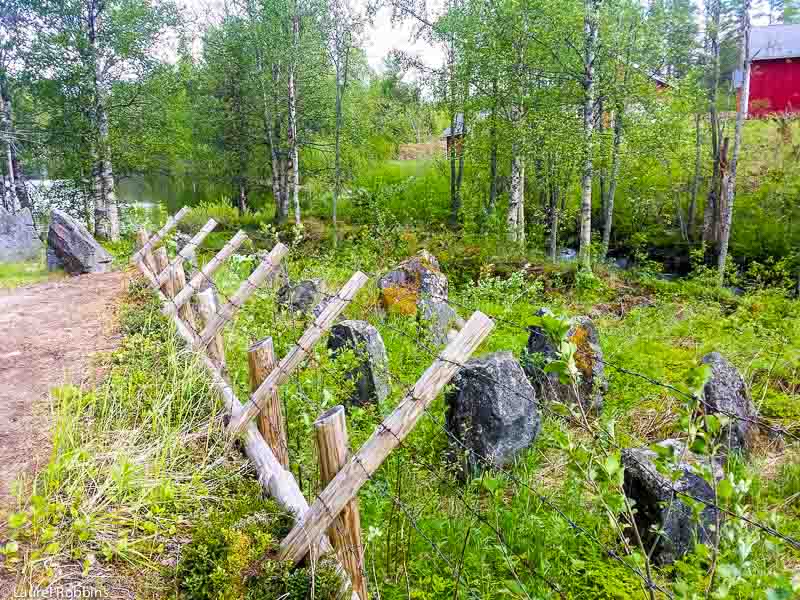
[377,250,448,315]
[176,481,342,600]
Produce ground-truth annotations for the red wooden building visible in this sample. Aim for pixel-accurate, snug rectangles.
[745,25,800,118]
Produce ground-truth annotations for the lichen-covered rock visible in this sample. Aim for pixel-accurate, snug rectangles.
[701,352,759,453]
[622,439,722,565]
[445,352,541,477]
[0,207,42,263]
[327,320,390,407]
[377,250,448,314]
[524,309,606,413]
[46,209,112,274]
[418,297,460,345]
[277,279,323,314]
[257,250,289,289]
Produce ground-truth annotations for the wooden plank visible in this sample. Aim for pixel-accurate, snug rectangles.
[227,271,369,435]
[197,243,290,348]
[278,311,494,564]
[166,230,249,314]
[315,406,368,600]
[136,229,158,276]
[249,337,289,469]
[155,218,218,286]
[196,288,226,370]
[131,206,189,264]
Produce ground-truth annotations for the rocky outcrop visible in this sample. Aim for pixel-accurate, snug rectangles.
[46,209,112,274]
[622,439,722,565]
[525,309,606,413]
[445,352,541,477]
[377,250,448,314]
[378,251,461,344]
[701,352,759,453]
[0,207,42,263]
[327,320,390,407]
[277,279,324,315]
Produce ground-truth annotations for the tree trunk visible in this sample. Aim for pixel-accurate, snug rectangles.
[271,63,288,226]
[88,0,119,241]
[688,111,702,239]
[288,10,300,226]
[0,78,30,211]
[717,0,751,282]
[487,78,498,214]
[601,108,623,259]
[579,0,600,272]
[507,140,525,244]
[548,182,559,260]
[702,0,722,258]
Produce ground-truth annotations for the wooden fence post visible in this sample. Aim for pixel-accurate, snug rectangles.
[153,247,175,299]
[315,406,368,600]
[136,229,158,276]
[278,311,494,564]
[248,337,289,469]
[131,206,189,265]
[155,218,218,286]
[172,261,197,331]
[196,288,226,370]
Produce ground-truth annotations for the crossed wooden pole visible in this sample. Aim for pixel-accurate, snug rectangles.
[131,211,494,600]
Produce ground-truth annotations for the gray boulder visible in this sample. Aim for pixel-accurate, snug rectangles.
[256,250,289,289]
[445,352,541,477]
[0,207,42,263]
[327,320,390,407]
[701,352,759,453]
[524,309,606,413]
[622,439,722,565]
[277,279,324,315]
[46,209,112,274]
[418,297,460,345]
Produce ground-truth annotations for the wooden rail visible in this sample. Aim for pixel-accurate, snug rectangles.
[155,218,217,286]
[131,206,189,264]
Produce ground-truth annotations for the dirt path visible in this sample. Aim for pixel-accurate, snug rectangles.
[0,271,127,512]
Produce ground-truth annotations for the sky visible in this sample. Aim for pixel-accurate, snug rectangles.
[363,5,443,72]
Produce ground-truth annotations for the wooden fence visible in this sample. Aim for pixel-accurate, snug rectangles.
[132,213,494,599]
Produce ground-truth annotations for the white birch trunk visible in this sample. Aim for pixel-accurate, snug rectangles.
[288,11,301,226]
[579,0,600,272]
[717,0,751,282]
[507,141,525,244]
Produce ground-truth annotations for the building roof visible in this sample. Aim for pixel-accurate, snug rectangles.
[441,113,466,138]
[750,24,800,61]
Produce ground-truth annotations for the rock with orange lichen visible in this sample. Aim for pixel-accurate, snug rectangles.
[524,309,606,413]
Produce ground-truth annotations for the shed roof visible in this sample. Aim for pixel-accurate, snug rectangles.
[750,24,800,61]
[441,113,466,138]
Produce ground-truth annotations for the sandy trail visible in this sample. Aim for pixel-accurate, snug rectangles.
[0,271,127,511]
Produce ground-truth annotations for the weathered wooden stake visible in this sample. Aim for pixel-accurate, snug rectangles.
[153,246,175,299]
[155,218,218,286]
[197,243,290,348]
[278,311,494,564]
[136,229,158,276]
[248,337,289,469]
[315,406,368,600]
[172,261,197,331]
[228,271,369,435]
[167,230,249,313]
[196,288,226,370]
[131,206,189,264]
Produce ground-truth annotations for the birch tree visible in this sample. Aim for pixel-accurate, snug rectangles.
[717,0,751,282]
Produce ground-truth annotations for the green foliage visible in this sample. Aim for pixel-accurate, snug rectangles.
[0,257,59,289]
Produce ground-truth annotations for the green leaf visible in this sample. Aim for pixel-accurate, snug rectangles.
[717,479,733,501]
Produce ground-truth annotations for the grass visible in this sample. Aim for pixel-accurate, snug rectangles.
[2,212,799,598]
[0,257,61,289]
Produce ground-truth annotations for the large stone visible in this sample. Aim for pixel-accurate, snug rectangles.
[701,352,759,453]
[327,320,390,407]
[277,279,324,314]
[418,297,460,345]
[0,207,43,263]
[46,209,112,274]
[377,250,448,314]
[256,250,289,289]
[445,352,541,476]
[622,439,722,565]
[524,309,606,413]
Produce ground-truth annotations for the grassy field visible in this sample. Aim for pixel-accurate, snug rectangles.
[0,257,60,289]
[2,223,798,599]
